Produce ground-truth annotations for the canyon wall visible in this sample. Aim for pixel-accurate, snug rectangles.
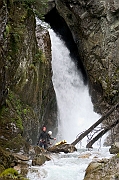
[0,0,57,152]
[55,0,119,114]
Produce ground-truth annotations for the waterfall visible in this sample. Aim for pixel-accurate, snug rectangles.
[27,19,110,180]
[49,29,100,145]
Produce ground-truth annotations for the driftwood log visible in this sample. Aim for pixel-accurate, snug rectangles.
[71,102,119,146]
[86,119,119,148]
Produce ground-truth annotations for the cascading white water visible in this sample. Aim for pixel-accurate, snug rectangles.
[27,20,111,180]
[49,29,100,145]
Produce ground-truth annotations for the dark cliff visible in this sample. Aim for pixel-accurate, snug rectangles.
[41,0,119,145]
[55,0,119,113]
[0,0,57,153]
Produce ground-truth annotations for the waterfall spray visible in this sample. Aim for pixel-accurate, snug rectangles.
[49,29,100,145]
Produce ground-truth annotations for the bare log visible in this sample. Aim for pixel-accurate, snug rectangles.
[86,119,119,148]
[71,102,119,146]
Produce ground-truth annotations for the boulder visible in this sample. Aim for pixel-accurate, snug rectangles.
[32,154,48,166]
[109,142,119,154]
[84,157,119,180]
[12,153,29,161]
[85,161,103,176]
[47,143,77,153]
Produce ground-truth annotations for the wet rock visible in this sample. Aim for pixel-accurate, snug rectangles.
[109,142,119,154]
[47,0,55,13]
[14,161,29,177]
[12,153,29,161]
[47,143,77,153]
[34,146,46,155]
[32,154,47,166]
[55,0,119,146]
[31,145,51,166]
[85,161,103,176]
[84,157,119,180]
[55,0,119,116]
[28,145,46,159]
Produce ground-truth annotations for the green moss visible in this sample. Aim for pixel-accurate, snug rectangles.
[28,64,37,75]
[0,168,18,177]
[33,49,47,64]
[40,51,47,63]
[23,108,30,115]
[0,168,29,180]
[116,153,119,158]
[4,24,11,38]
[8,91,14,101]
[16,117,23,131]
[33,49,42,64]
[10,33,20,54]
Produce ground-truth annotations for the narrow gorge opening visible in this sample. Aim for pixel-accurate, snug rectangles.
[43,8,101,145]
[45,7,87,84]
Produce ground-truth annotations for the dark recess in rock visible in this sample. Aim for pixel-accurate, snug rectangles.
[45,7,88,84]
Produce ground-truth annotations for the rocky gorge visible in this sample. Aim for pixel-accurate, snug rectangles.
[0,0,119,179]
[54,0,119,135]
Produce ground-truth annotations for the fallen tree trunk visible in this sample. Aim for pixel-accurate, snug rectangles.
[71,102,119,146]
[86,119,119,148]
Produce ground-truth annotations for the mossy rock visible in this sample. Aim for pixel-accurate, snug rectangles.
[0,168,18,177]
[0,168,28,180]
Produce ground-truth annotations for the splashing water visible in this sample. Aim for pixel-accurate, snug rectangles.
[27,20,111,180]
[49,29,100,145]
[27,147,112,180]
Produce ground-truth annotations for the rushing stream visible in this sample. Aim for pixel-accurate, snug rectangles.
[28,20,111,180]
[27,147,112,180]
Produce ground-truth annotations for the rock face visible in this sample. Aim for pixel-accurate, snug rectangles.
[109,142,119,154]
[0,1,8,108]
[55,0,119,114]
[0,0,57,153]
[53,0,119,145]
[84,157,119,180]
